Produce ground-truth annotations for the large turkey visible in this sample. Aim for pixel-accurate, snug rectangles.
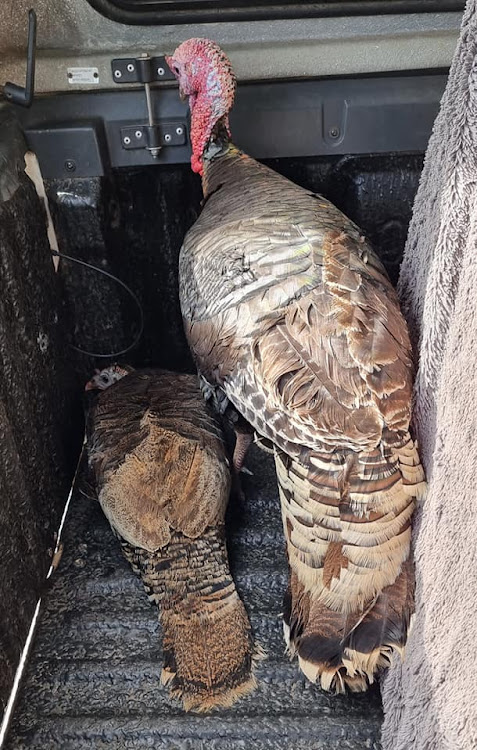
[84,365,256,711]
[166,39,426,693]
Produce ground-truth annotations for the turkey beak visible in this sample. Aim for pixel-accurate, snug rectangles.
[85,379,95,391]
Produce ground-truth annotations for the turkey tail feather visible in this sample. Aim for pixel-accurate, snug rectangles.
[121,527,257,711]
[276,436,424,692]
[292,560,414,693]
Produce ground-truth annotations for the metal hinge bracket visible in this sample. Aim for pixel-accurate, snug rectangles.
[111,54,184,158]
[120,123,186,151]
[111,56,175,84]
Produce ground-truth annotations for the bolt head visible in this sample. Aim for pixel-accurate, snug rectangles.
[123,136,131,145]
[127,63,134,72]
[175,126,183,136]
[64,159,76,172]
[164,133,172,142]
[114,69,122,78]
[157,67,165,76]
[329,126,340,139]
[135,130,142,139]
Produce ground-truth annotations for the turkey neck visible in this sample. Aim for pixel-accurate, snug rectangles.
[202,149,230,197]
[201,142,316,208]
[201,125,237,197]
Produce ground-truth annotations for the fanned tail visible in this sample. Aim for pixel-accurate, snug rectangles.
[276,434,425,692]
[121,527,257,711]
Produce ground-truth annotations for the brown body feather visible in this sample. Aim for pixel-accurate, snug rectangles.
[179,145,425,691]
[86,368,256,710]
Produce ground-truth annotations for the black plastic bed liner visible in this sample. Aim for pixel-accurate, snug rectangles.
[5,445,382,749]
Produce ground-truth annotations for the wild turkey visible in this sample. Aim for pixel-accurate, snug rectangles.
[166,39,426,692]
[84,365,256,711]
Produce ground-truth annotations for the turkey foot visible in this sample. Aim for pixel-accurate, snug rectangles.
[233,430,254,473]
[224,406,255,473]
[229,411,254,503]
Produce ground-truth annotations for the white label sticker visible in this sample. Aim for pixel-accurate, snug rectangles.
[67,67,99,85]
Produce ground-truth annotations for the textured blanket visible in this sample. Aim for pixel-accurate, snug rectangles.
[381,3,477,749]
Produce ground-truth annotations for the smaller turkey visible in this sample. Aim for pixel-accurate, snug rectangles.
[84,365,257,712]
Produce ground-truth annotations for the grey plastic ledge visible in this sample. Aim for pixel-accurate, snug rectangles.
[0,10,462,95]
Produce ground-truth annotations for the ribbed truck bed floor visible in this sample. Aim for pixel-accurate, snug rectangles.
[5,447,383,749]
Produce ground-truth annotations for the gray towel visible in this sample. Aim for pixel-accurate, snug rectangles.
[381,3,477,749]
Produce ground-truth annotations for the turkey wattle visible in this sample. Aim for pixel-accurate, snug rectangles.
[167,38,426,692]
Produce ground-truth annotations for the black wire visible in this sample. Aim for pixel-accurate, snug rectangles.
[51,250,144,359]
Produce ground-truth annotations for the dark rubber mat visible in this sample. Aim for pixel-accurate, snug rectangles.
[5,446,382,749]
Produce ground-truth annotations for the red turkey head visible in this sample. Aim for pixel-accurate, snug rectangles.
[84,364,134,391]
[166,39,236,175]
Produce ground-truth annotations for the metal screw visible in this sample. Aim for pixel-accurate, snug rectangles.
[329,126,340,139]
[175,126,183,136]
[135,130,142,139]
[127,63,134,72]
[64,159,76,172]
[164,133,172,143]
[157,67,165,76]
[114,69,122,78]
[123,136,131,145]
